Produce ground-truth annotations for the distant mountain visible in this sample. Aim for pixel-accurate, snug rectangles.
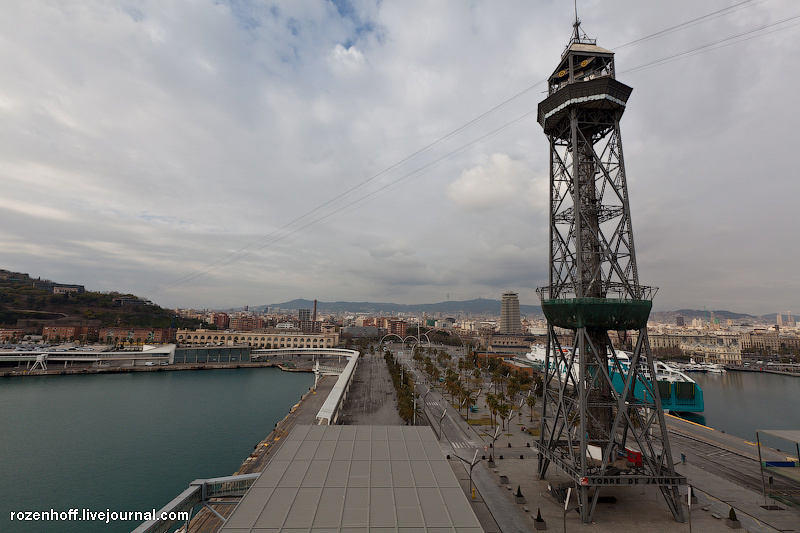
[651,309,762,324]
[672,309,756,320]
[250,298,543,317]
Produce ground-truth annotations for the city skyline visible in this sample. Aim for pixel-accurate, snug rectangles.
[1,1,798,314]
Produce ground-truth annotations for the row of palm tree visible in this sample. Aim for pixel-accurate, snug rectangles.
[383,350,417,424]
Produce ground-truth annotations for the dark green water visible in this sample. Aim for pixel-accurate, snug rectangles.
[0,368,314,533]
[679,370,800,452]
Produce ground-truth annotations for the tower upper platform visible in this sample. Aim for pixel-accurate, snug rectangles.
[538,27,632,139]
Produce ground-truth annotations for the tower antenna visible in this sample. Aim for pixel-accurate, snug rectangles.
[573,0,580,43]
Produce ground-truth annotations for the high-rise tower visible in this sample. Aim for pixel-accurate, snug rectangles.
[500,291,522,334]
[535,21,685,523]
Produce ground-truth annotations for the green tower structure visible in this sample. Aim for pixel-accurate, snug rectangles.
[535,20,685,523]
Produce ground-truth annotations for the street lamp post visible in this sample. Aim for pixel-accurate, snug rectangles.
[438,408,447,441]
[454,450,480,499]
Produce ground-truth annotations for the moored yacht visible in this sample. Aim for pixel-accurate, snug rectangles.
[525,345,704,413]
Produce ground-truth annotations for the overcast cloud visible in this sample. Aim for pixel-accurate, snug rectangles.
[0,0,797,314]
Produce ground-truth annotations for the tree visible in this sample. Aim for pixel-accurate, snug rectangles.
[497,402,510,431]
[527,394,537,422]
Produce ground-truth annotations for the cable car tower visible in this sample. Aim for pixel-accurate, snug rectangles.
[535,19,685,523]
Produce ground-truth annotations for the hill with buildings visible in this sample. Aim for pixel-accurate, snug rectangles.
[0,269,201,329]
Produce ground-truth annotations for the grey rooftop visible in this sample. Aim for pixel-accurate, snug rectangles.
[220,424,483,533]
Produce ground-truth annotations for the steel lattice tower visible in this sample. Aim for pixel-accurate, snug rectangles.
[535,21,685,523]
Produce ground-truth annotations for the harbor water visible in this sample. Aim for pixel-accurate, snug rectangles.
[679,370,800,452]
[0,368,314,533]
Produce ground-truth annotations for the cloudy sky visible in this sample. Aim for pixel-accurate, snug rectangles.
[1,0,797,314]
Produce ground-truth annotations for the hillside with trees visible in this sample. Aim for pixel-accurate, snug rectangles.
[0,269,201,329]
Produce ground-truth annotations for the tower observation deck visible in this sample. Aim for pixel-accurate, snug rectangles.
[534,21,685,523]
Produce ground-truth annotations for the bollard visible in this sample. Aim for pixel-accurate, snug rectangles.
[472,488,476,499]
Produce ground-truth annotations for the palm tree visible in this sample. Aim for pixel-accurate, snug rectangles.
[398,393,415,424]
[527,394,537,422]
[497,402,511,431]
[486,393,499,429]
[461,387,477,420]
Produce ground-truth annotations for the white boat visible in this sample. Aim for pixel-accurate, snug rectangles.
[525,344,704,413]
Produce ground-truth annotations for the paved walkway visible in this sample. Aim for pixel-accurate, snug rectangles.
[338,351,404,425]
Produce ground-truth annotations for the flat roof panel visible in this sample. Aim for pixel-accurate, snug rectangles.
[312,487,344,528]
[295,439,320,460]
[422,439,446,460]
[223,487,274,529]
[301,460,331,487]
[311,424,334,440]
[340,510,368,527]
[336,424,357,440]
[283,487,322,528]
[313,439,336,461]
[344,486,369,510]
[370,460,391,487]
[221,425,482,533]
[254,487,298,528]
[348,460,370,487]
[390,460,414,487]
[369,486,396,527]
[371,439,390,460]
[388,439,409,460]
[324,460,350,486]
[405,440,425,459]
[441,487,481,527]
[332,439,354,460]
[288,424,311,441]
[418,487,450,527]
[279,460,311,488]
[430,460,460,488]
[386,425,404,442]
[256,460,291,487]
[395,487,424,528]
[396,507,425,528]
[410,460,436,487]
[352,439,372,460]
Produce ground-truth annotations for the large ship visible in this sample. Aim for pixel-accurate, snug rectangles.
[525,345,704,413]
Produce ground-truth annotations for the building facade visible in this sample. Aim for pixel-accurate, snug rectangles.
[42,325,100,342]
[99,328,175,344]
[499,291,522,334]
[176,329,339,349]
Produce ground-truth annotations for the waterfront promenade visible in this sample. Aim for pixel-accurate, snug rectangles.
[168,349,799,533]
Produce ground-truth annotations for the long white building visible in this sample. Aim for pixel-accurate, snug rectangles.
[176,329,339,349]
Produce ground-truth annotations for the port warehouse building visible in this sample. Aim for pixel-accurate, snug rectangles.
[175,329,339,349]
